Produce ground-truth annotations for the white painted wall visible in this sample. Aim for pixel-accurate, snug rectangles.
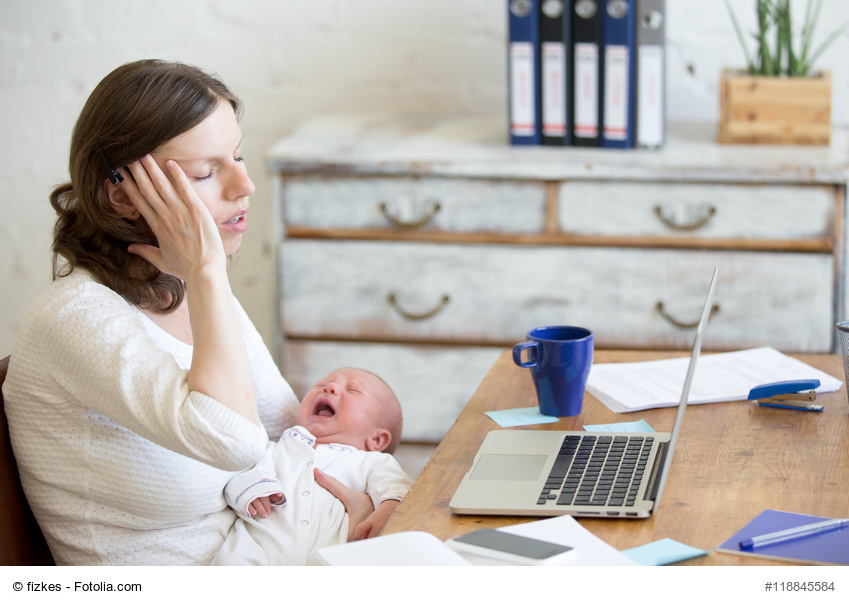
[3,0,849,355]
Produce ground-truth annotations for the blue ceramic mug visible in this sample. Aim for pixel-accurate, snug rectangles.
[512,326,594,417]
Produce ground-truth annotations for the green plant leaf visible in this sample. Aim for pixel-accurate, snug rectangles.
[726,0,846,76]
[776,1,790,74]
[724,0,754,71]
[805,20,849,73]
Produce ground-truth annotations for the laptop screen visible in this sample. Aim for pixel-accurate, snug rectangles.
[652,267,718,506]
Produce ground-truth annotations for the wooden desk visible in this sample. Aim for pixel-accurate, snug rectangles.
[383,350,849,565]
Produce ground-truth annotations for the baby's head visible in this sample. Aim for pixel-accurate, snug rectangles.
[296,368,403,454]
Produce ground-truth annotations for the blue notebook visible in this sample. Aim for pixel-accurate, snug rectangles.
[717,509,849,565]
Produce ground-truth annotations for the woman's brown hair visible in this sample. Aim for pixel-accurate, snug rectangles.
[50,59,242,311]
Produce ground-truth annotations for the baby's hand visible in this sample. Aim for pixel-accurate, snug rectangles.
[247,493,284,519]
[353,499,400,541]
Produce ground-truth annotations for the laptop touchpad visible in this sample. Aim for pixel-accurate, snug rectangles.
[470,454,546,481]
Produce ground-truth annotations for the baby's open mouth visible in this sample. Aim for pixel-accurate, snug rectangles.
[313,399,335,417]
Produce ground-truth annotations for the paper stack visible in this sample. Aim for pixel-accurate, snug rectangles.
[585,347,842,413]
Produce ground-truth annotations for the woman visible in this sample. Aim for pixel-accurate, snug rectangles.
[4,59,370,565]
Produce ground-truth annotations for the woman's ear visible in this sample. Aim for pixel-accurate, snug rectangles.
[365,428,392,453]
[103,178,139,219]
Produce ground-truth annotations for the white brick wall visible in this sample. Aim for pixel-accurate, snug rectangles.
[2,0,849,354]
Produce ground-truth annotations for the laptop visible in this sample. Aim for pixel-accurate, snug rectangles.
[449,268,718,519]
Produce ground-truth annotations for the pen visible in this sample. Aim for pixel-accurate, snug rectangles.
[740,518,849,550]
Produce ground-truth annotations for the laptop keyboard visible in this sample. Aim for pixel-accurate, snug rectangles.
[537,435,653,508]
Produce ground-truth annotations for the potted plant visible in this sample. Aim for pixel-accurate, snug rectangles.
[718,0,847,145]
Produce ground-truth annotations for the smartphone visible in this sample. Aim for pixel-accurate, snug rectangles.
[447,528,574,565]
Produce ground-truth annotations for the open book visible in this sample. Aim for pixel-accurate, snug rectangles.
[585,347,842,413]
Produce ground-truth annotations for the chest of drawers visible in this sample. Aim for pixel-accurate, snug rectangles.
[268,116,848,443]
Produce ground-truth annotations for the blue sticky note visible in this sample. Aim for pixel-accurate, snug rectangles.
[622,538,708,566]
[583,419,654,433]
[485,407,559,427]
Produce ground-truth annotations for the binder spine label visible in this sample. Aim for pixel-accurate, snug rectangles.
[603,45,630,141]
[541,42,567,137]
[573,43,599,138]
[637,45,664,147]
[510,42,537,136]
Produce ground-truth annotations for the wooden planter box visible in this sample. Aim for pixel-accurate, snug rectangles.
[718,68,831,145]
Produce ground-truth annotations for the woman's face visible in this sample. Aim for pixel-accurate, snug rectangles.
[152,101,255,256]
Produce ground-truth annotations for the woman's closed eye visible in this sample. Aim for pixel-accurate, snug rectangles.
[192,157,243,181]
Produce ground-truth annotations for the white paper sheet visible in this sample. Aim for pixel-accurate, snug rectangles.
[467,515,640,566]
[313,531,472,566]
[586,347,842,413]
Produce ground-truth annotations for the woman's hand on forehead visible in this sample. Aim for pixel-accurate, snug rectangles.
[120,155,225,281]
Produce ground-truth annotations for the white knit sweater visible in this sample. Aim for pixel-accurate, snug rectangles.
[3,269,300,565]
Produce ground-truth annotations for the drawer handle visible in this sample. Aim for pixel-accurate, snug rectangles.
[387,292,450,321]
[656,301,720,329]
[653,204,716,231]
[378,200,442,230]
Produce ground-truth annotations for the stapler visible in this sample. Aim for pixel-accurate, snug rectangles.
[747,379,824,411]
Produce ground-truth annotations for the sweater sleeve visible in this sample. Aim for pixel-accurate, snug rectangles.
[224,443,286,518]
[33,275,268,471]
[232,298,300,441]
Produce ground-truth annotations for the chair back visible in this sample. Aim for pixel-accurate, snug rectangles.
[0,355,55,565]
